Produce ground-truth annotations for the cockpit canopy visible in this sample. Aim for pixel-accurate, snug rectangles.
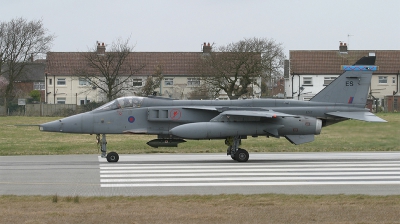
[94,96,144,111]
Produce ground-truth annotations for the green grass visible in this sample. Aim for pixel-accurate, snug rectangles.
[0,113,399,156]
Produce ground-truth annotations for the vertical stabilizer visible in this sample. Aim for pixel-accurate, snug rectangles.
[310,56,377,107]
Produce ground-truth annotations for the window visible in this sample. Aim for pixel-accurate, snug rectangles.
[132,78,142,87]
[379,76,387,84]
[164,78,174,86]
[33,82,45,90]
[324,77,336,86]
[187,78,200,86]
[57,97,66,104]
[49,78,52,86]
[80,99,90,105]
[57,78,66,86]
[302,77,313,86]
[393,77,396,84]
[79,78,88,86]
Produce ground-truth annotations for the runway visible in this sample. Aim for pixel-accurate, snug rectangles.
[1,152,400,196]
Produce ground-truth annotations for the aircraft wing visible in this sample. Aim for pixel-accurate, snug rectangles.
[211,110,295,121]
[183,106,218,111]
[326,111,387,122]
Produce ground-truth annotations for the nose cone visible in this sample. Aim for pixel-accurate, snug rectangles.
[39,113,92,133]
[39,119,63,132]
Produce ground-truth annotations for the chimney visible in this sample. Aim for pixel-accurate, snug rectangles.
[202,42,212,53]
[97,42,106,55]
[339,42,348,54]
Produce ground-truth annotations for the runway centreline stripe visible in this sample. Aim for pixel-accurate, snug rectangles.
[100,181,400,187]
[99,163,400,169]
[100,171,400,178]
[100,176,400,182]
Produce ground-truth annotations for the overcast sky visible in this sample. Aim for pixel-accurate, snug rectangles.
[1,0,399,57]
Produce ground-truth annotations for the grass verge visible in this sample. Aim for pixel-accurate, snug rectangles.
[1,194,400,224]
[0,113,399,156]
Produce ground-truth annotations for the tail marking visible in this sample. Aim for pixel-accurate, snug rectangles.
[341,65,378,71]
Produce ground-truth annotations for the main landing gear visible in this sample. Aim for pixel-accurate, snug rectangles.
[96,134,249,163]
[96,134,119,163]
[225,136,249,162]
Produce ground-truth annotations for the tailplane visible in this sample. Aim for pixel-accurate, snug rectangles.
[310,55,377,107]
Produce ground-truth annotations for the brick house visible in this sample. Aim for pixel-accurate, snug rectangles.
[286,43,400,111]
[3,60,46,103]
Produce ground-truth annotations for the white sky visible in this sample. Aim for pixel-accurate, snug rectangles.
[1,0,399,57]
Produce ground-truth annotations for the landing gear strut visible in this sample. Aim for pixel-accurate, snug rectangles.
[225,136,249,162]
[96,134,119,162]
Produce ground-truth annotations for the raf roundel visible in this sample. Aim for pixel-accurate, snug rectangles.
[128,116,135,123]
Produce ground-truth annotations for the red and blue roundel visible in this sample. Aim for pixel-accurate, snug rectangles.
[128,116,135,123]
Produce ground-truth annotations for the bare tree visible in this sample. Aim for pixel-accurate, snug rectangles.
[195,37,285,99]
[77,38,145,101]
[187,81,220,100]
[0,17,55,114]
[140,64,163,96]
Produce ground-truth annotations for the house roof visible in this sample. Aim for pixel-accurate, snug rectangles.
[46,52,204,76]
[290,50,400,74]
[3,61,45,82]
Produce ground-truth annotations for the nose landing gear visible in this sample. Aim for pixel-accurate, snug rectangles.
[96,134,119,163]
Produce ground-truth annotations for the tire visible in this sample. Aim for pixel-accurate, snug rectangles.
[234,148,249,162]
[107,152,119,162]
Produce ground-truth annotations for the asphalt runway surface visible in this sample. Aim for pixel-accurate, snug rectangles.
[1,152,400,196]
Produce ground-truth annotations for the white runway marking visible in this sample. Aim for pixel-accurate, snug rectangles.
[99,158,400,188]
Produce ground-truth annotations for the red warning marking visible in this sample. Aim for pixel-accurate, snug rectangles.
[170,109,181,120]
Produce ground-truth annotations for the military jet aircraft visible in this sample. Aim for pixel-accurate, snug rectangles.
[40,55,386,162]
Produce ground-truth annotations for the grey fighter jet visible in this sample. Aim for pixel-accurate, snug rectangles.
[40,55,386,162]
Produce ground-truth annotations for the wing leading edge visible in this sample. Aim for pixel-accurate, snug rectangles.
[210,110,295,121]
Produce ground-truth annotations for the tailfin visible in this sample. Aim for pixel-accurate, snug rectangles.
[310,56,377,107]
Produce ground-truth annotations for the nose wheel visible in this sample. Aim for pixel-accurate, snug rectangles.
[106,152,119,162]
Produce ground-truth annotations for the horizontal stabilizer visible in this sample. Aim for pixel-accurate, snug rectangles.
[285,135,315,145]
[326,111,387,122]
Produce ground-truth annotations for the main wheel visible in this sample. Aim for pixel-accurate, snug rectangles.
[107,152,119,162]
[234,148,249,162]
